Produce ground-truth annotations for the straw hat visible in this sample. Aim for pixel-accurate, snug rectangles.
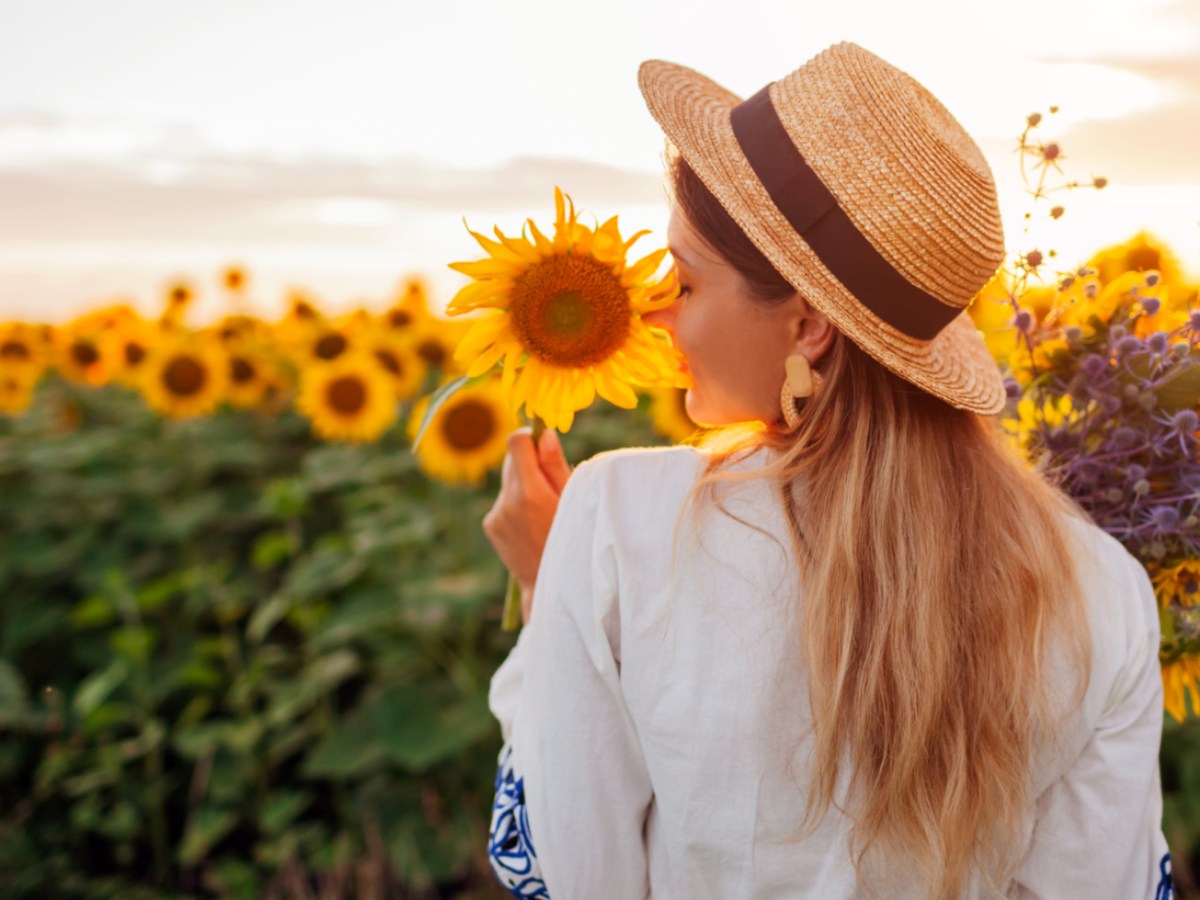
[638,42,1008,415]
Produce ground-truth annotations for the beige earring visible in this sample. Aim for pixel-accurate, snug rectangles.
[780,354,822,432]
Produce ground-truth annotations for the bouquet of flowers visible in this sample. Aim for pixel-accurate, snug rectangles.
[971,107,1200,720]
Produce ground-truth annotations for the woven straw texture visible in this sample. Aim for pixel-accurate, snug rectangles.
[638,41,1009,415]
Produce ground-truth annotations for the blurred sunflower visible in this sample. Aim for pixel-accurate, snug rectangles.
[1163,656,1200,723]
[381,276,433,335]
[1087,231,1186,288]
[447,187,689,431]
[138,330,229,418]
[224,342,279,409]
[360,328,427,400]
[289,321,361,370]
[0,322,50,378]
[274,290,328,350]
[296,352,397,442]
[222,265,248,292]
[100,315,159,389]
[647,386,700,444]
[161,280,196,328]
[211,313,271,347]
[0,369,37,417]
[408,376,516,485]
[407,314,469,377]
[74,302,140,334]
[52,322,115,386]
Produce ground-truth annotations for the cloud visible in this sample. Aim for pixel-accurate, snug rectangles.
[1026,13,1200,186]
[0,150,665,243]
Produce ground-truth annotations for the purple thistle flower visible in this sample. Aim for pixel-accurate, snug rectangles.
[1142,296,1162,316]
[1115,335,1144,356]
[1171,409,1199,434]
[1081,354,1109,378]
[1108,426,1144,451]
[1003,376,1021,402]
[1148,332,1169,355]
[1147,506,1181,534]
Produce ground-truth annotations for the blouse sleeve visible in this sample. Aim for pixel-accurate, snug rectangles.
[1010,551,1174,899]
[486,458,655,899]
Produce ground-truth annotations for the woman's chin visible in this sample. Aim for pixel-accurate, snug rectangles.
[684,393,738,429]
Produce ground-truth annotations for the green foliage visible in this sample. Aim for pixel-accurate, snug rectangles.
[0,375,666,897]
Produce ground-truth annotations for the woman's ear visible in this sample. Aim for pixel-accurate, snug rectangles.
[787,295,836,366]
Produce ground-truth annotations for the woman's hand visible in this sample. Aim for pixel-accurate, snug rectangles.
[482,428,573,625]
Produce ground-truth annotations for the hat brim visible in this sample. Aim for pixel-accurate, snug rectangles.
[638,59,1007,416]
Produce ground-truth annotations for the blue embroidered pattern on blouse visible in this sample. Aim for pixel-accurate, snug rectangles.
[1156,851,1174,900]
[488,741,550,899]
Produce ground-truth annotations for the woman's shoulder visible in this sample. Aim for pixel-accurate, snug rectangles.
[574,443,708,483]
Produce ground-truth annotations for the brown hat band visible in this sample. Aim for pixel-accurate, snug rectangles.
[730,85,963,341]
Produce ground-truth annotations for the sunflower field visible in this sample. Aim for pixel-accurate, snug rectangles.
[0,274,695,899]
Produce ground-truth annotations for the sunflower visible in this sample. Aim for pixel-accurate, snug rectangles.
[1087,231,1186,288]
[381,276,433,335]
[222,265,248,292]
[52,321,116,386]
[0,369,37,417]
[138,330,229,418]
[1163,656,1200,723]
[100,314,160,389]
[406,314,469,378]
[210,313,271,347]
[273,290,328,351]
[0,322,50,378]
[446,187,689,432]
[359,328,427,400]
[408,376,516,485]
[647,386,701,444]
[1154,559,1200,608]
[222,341,280,410]
[1150,560,1200,721]
[296,351,397,442]
[161,280,197,328]
[286,321,362,371]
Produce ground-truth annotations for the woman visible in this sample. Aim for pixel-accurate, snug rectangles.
[483,42,1173,899]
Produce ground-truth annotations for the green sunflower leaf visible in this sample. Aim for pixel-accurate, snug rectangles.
[409,371,494,453]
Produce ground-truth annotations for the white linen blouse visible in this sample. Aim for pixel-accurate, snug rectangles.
[486,443,1174,899]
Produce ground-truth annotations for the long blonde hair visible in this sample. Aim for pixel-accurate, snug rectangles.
[670,156,1094,898]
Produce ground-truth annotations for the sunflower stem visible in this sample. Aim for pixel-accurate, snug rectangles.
[500,417,547,631]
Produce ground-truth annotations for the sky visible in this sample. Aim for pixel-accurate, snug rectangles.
[1,0,1198,325]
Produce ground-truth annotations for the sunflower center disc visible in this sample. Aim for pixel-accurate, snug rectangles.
[1,340,29,360]
[417,340,445,367]
[231,357,256,383]
[126,343,146,366]
[509,254,630,367]
[327,376,366,414]
[315,334,348,360]
[442,399,495,451]
[164,356,206,396]
[374,349,402,376]
[72,341,99,367]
